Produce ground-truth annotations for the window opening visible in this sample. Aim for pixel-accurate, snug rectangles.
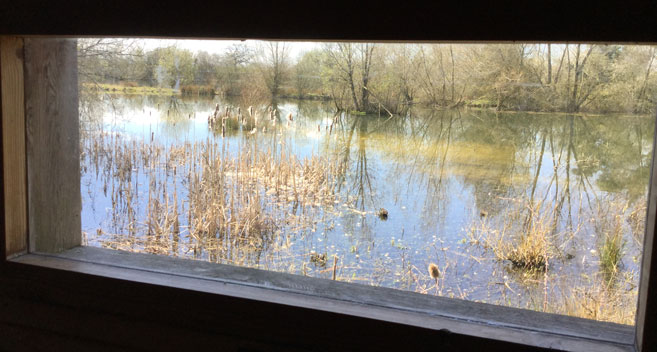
[75,38,656,325]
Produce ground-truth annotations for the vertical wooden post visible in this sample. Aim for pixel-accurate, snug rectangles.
[636,110,657,351]
[24,38,80,253]
[1,36,28,258]
[0,39,3,259]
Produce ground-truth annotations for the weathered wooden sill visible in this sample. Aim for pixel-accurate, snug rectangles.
[11,246,635,352]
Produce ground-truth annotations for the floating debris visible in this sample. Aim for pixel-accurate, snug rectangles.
[310,252,327,267]
[377,208,388,220]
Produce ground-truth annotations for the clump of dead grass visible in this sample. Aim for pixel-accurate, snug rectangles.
[468,199,558,272]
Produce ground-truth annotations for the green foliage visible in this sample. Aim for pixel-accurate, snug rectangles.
[192,51,220,86]
[156,46,195,88]
[215,43,251,96]
[294,49,325,98]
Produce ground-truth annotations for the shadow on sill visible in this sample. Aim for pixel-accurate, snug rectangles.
[7,246,635,352]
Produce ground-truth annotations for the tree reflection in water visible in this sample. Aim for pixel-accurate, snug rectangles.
[81,95,653,324]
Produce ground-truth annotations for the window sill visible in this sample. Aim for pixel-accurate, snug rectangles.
[8,246,635,352]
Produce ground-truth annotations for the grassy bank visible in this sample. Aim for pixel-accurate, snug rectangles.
[83,83,177,96]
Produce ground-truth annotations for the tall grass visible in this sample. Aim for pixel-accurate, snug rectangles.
[81,125,341,268]
[545,271,638,325]
[468,199,558,272]
[596,202,628,282]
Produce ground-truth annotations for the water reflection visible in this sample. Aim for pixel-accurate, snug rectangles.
[80,94,653,324]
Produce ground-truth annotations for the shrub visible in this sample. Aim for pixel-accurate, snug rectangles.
[181,85,216,96]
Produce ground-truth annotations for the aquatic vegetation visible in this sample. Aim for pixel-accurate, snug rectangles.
[467,200,557,272]
[596,202,629,281]
[506,233,549,271]
[627,196,647,246]
[82,127,342,266]
[377,208,388,220]
[544,272,639,325]
[80,98,651,326]
[310,252,328,267]
[600,227,625,278]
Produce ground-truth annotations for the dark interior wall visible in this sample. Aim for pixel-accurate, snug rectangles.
[1,2,657,352]
[1,1,657,42]
[0,262,555,352]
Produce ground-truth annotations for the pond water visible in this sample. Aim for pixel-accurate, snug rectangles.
[80,94,654,323]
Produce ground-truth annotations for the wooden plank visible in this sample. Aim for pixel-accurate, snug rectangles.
[13,247,635,352]
[0,323,124,352]
[24,38,80,253]
[1,36,27,258]
[0,258,561,352]
[0,5,653,352]
[636,110,657,352]
[0,295,245,352]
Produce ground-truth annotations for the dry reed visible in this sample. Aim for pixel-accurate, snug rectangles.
[82,127,341,269]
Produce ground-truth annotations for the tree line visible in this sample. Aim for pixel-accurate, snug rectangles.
[78,39,657,114]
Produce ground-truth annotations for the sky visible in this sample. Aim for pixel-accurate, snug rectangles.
[138,38,319,60]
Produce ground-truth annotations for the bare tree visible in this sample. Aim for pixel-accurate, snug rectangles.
[325,43,360,111]
[216,43,251,96]
[547,44,552,84]
[324,43,377,113]
[359,43,376,111]
[78,38,143,85]
[637,47,656,104]
[258,42,290,97]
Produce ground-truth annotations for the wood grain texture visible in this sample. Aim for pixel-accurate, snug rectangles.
[14,247,636,352]
[23,38,80,253]
[1,36,27,258]
[636,110,657,352]
[0,256,560,352]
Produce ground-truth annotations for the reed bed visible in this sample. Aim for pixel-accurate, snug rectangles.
[80,109,647,326]
[81,127,341,270]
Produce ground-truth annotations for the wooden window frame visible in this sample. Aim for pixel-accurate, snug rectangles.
[1,3,657,351]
